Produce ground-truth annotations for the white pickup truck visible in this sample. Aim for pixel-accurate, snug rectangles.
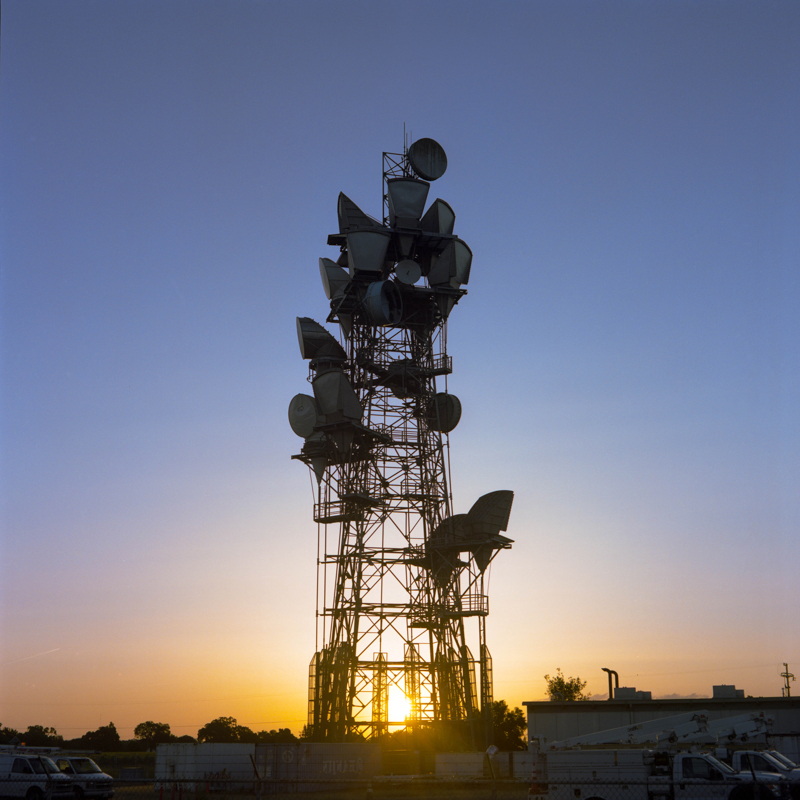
[719,751,800,798]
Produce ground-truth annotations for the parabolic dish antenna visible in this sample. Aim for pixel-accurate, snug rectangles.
[407,138,447,181]
[426,392,462,433]
[288,393,320,438]
[395,259,421,285]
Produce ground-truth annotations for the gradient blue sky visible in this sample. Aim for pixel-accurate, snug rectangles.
[2,0,798,740]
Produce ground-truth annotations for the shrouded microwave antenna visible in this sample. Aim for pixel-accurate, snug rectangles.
[395,259,422,285]
[407,137,448,181]
[288,136,513,745]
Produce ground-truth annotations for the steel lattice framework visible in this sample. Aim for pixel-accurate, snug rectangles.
[289,138,513,745]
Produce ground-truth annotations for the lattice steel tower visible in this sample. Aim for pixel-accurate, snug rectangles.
[289,138,513,744]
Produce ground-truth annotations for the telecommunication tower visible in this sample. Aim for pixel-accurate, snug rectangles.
[289,138,513,744]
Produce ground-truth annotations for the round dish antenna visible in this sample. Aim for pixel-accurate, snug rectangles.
[407,138,447,181]
[288,393,320,438]
[395,259,421,285]
[426,392,462,433]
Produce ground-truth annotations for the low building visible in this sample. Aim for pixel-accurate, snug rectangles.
[524,685,800,760]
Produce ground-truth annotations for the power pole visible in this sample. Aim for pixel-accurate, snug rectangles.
[781,663,795,698]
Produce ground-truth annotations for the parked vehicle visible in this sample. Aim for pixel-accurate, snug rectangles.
[767,754,800,773]
[528,712,788,800]
[0,748,74,800]
[726,752,800,781]
[718,751,800,799]
[51,757,113,800]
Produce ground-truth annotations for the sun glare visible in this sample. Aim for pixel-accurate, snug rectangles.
[388,685,412,723]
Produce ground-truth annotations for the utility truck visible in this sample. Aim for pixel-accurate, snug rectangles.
[528,712,787,800]
[716,751,800,798]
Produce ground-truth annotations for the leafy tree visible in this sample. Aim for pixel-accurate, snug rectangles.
[197,716,256,744]
[134,721,173,750]
[235,725,258,744]
[198,717,239,743]
[21,725,63,747]
[544,669,588,701]
[0,724,21,745]
[256,729,298,744]
[491,700,526,750]
[82,722,121,751]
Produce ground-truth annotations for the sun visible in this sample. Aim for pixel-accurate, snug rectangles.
[388,685,412,723]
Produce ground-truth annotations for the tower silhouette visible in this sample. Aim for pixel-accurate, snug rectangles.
[290,138,513,743]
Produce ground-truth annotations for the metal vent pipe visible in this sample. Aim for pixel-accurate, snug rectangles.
[601,667,619,700]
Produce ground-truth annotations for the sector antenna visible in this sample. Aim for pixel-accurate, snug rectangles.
[289,137,514,745]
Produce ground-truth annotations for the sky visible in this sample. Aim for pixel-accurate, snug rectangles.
[1,0,798,741]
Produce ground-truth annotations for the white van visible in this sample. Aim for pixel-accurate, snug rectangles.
[0,751,74,800]
[51,757,113,800]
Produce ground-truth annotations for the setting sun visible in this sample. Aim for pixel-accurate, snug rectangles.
[388,685,412,724]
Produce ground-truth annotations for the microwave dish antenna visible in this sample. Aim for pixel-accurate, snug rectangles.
[395,259,422,285]
[407,137,448,181]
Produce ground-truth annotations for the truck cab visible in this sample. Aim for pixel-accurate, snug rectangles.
[723,751,800,798]
[735,752,800,781]
[671,752,783,800]
[767,753,800,774]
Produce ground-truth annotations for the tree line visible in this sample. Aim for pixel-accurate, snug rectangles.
[0,706,523,752]
[0,718,298,752]
[1,680,589,753]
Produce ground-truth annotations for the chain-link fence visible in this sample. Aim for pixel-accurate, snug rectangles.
[0,776,793,800]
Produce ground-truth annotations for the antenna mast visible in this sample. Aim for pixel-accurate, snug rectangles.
[290,138,513,745]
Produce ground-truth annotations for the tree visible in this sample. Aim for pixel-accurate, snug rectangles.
[544,669,588,701]
[82,722,121,751]
[491,700,527,750]
[236,725,258,744]
[197,717,256,744]
[197,717,239,743]
[0,724,21,745]
[256,729,298,744]
[22,726,63,747]
[134,721,173,750]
